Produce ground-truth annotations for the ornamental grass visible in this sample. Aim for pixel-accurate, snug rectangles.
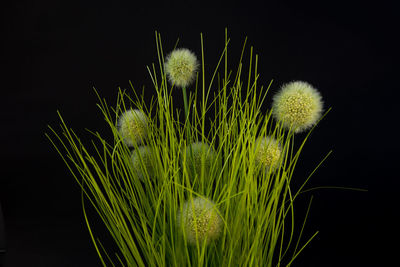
[46,30,331,267]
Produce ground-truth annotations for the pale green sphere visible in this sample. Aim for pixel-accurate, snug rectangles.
[184,142,216,180]
[254,136,282,172]
[272,81,323,133]
[165,48,198,88]
[117,109,148,147]
[131,146,155,181]
[177,197,223,246]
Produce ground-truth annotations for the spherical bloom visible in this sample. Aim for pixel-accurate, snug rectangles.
[184,142,216,180]
[131,146,155,181]
[254,136,282,172]
[177,197,223,246]
[272,81,323,133]
[165,48,198,88]
[117,109,149,147]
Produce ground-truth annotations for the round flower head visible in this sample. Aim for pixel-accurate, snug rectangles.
[272,81,323,133]
[165,48,198,88]
[117,109,149,147]
[131,146,155,181]
[254,136,282,172]
[177,197,223,246]
[184,142,216,180]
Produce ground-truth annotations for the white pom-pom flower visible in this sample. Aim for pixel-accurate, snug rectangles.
[254,136,282,172]
[272,81,323,133]
[177,197,223,246]
[117,109,149,147]
[165,48,199,88]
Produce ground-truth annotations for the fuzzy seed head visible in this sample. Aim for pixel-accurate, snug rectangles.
[177,197,223,246]
[131,146,155,181]
[272,81,323,133]
[117,109,148,147]
[255,137,282,172]
[185,142,216,179]
[165,48,198,88]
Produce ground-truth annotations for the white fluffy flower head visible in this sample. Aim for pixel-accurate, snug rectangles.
[117,109,148,147]
[272,81,323,133]
[254,136,282,172]
[165,48,198,88]
[177,197,223,246]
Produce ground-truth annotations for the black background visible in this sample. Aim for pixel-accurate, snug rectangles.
[1,0,396,266]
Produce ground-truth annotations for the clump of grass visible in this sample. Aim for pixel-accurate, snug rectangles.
[46,30,331,267]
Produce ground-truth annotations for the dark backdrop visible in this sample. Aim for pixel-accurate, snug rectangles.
[1,0,395,266]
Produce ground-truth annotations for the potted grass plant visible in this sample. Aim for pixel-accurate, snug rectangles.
[47,30,331,266]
